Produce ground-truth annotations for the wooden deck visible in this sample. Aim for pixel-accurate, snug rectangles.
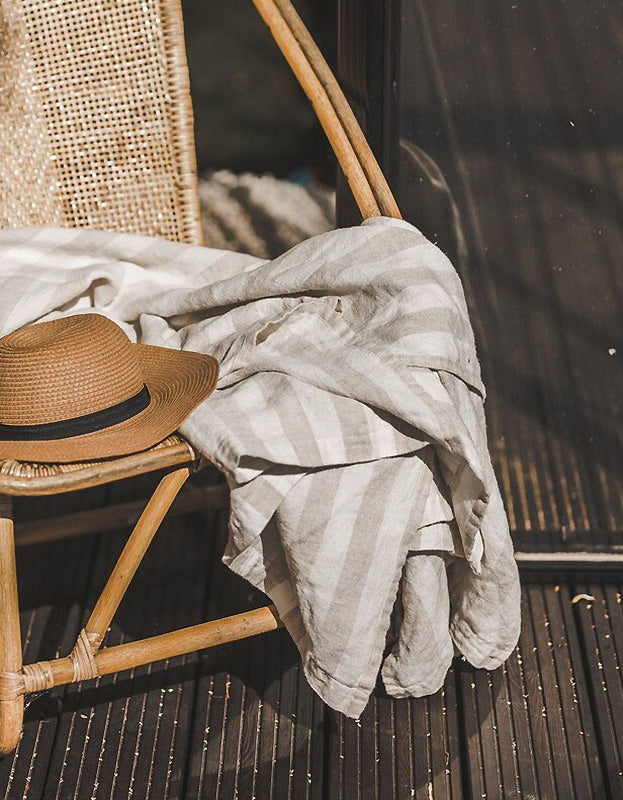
[0,487,621,799]
[1,0,622,796]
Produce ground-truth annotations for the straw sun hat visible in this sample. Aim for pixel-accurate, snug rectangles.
[0,314,219,463]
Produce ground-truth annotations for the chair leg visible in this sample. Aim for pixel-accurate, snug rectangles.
[0,496,23,756]
[83,467,190,652]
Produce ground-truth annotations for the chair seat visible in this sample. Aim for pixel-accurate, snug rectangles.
[0,435,196,497]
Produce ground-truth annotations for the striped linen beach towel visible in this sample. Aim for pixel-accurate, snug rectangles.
[0,216,520,717]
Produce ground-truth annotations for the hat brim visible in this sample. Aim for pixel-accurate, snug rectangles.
[0,344,219,463]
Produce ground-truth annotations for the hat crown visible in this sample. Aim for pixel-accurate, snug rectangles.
[0,315,144,426]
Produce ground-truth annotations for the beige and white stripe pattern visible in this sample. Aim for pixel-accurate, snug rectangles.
[0,217,520,717]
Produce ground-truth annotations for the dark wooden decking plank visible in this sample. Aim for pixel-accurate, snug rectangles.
[455,576,605,799]
[226,623,264,800]
[340,708,358,800]
[272,635,300,800]
[172,489,256,800]
[490,658,523,799]
[436,675,464,800]
[555,579,605,797]
[527,583,578,798]
[1,535,96,800]
[573,576,623,798]
[415,680,464,800]
[500,646,539,799]
[289,659,323,800]
[376,695,397,800]
[183,499,327,800]
[208,559,249,800]
[38,472,214,800]
[0,487,107,800]
[410,689,430,800]
[241,628,283,800]
[244,628,284,800]
[522,579,599,799]
[359,695,379,800]
[182,508,244,799]
[103,508,204,799]
[393,696,413,799]
[324,708,343,799]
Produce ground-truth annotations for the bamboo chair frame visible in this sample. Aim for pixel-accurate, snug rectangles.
[0,0,400,755]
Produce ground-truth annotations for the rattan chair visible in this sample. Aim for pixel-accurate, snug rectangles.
[0,0,400,754]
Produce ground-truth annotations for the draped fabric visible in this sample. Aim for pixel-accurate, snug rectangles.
[0,217,520,717]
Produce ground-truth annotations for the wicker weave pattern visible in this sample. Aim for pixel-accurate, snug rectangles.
[0,434,190,478]
[0,0,202,243]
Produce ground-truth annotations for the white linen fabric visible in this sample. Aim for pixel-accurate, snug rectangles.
[0,217,520,717]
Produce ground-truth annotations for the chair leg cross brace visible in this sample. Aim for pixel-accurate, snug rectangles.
[1,606,281,700]
[82,467,191,653]
[0,469,282,755]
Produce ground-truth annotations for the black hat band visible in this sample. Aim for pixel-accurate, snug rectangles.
[0,384,151,441]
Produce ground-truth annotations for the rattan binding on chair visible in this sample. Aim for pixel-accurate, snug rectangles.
[0,435,195,496]
[0,0,202,243]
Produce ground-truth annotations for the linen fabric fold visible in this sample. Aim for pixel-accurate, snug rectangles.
[0,217,520,717]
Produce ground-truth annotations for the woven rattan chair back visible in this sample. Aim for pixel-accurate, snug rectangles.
[0,0,202,243]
